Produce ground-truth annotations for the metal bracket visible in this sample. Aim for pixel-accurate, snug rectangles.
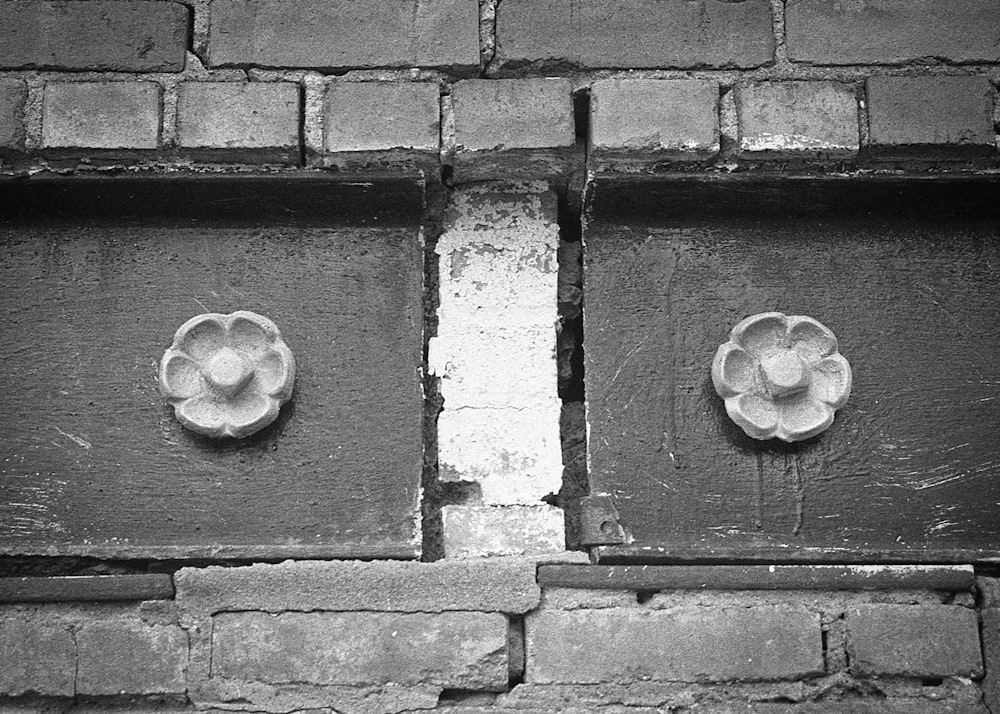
[579,494,628,546]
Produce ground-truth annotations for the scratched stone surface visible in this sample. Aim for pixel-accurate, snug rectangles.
[584,177,1000,561]
[0,177,423,558]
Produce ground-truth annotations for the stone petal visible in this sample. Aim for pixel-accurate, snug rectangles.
[788,315,838,362]
[160,352,204,399]
[228,311,277,358]
[809,353,852,408]
[725,394,779,440]
[729,312,788,358]
[175,314,226,361]
[777,395,834,442]
[175,395,228,438]
[254,346,296,399]
[711,342,757,398]
[225,391,280,438]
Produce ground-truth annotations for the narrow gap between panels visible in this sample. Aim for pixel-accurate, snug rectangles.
[551,87,591,551]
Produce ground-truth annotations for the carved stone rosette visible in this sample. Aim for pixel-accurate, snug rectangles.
[159,311,295,438]
[712,312,851,442]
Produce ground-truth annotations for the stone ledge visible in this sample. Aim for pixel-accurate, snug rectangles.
[175,557,545,622]
[537,565,975,592]
[0,575,174,603]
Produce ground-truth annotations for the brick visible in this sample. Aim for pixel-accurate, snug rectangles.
[443,506,566,558]
[0,79,27,153]
[176,83,300,162]
[42,82,161,150]
[866,76,995,158]
[451,78,573,179]
[76,620,187,695]
[453,79,573,151]
[0,1,187,72]
[174,558,541,621]
[737,81,859,159]
[984,596,1000,714]
[590,79,720,169]
[787,0,1000,65]
[208,0,478,70]
[0,614,75,696]
[846,605,983,677]
[495,0,774,69]
[526,608,823,683]
[431,186,561,501]
[324,82,440,152]
[212,611,507,689]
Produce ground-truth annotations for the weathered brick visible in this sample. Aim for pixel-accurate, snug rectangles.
[786,0,1000,65]
[846,605,983,677]
[0,1,188,72]
[983,584,1000,714]
[208,0,478,70]
[495,0,774,69]
[0,614,75,696]
[174,558,541,621]
[590,79,720,169]
[453,78,573,151]
[866,76,995,158]
[212,611,507,689]
[442,506,566,558]
[76,620,187,695]
[737,81,859,159]
[526,608,823,683]
[451,79,573,180]
[431,186,562,502]
[176,82,300,162]
[324,82,439,152]
[0,79,27,153]
[42,82,161,150]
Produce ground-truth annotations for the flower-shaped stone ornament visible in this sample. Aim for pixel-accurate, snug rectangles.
[159,311,295,438]
[711,312,851,442]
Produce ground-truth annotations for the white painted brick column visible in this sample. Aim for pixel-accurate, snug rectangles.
[430,182,564,557]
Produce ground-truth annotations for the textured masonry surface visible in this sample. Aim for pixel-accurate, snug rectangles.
[207,0,479,69]
[0,1,189,72]
[2,1,1000,712]
[42,82,161,150]
[495,0,775,69]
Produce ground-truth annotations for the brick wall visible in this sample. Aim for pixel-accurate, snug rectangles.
[0,565,995,713]
[2,1,999,712]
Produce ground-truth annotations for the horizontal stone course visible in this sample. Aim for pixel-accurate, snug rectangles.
[737,81,859,159]
[846,604,983,677]
[865,76,995,158]
[786,0,1000,65]
[0,79,27,153]
[212,611,507,689]
[495,0,774,69]
[589,79,720,168]
[526,607,823,683]
[537,564,977,591]
[207,0,478,69]
[42,82,161,150]
[174,558,541,621]
[0,1,188,71]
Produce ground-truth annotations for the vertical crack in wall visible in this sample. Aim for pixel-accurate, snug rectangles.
[421,184,447,561]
